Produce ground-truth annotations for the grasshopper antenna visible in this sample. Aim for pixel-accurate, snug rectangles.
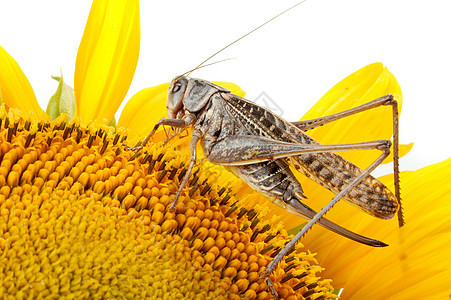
[175,58,237,81]
[187,0,309,76]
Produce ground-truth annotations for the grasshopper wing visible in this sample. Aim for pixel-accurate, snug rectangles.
[220,93,398,220]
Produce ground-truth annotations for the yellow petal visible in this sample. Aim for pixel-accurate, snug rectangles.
[301,62,403,168]
[211,81,246,97]
[294,157,451,298]
[0,45,46,120]
[118,81,245,139]
[117,83,169,138]
[382,142,413,164]
[340,157,451,299]
[75,0,140,124]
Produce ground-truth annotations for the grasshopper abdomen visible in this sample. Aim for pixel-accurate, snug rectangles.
[219,91,398,219]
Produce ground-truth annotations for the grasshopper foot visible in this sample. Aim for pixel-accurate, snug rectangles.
[265,277,279,300]
[168,196,179,212]
[260,270,278,299]
[123,143,143,152]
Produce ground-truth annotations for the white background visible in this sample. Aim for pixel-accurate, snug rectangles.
[0,0,450,175]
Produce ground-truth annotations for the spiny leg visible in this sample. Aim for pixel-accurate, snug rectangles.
[292,95,403,227]
[165,127,188,143]
[169,129,201,212]
[391,101,402,226]
[123,117,187,151]
[261,141,392,299]
[292,95,395,131]
[209,136,396,244]
[209,135,393,166]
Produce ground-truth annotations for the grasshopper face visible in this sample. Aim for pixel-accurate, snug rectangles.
[167,76,189,119]
[167,76,231,119]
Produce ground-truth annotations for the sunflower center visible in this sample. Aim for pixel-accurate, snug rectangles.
[0,110,335,299]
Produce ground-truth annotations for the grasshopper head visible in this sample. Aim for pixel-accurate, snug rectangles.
[167,76,189,119]
[167,76,231,119]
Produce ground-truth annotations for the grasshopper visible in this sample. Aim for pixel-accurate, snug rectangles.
[128,1,403,298]
[128,77,402,296]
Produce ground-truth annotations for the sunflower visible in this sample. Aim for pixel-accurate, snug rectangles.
[1,0,450,299]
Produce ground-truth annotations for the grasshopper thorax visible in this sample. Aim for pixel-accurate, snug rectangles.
[167,76,230,119]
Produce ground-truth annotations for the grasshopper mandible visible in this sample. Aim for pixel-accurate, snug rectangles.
[127,1,403,298]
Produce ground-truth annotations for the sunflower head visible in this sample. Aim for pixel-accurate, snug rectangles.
[0,110,336,299]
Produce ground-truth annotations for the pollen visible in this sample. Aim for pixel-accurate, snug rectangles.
[0,110,335,299]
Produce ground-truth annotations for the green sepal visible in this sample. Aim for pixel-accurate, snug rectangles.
[108,117,116,129]
[46,73,75,121]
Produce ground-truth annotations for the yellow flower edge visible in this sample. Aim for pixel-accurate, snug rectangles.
[0,110,336,299]
[0,46,47,121]
[74,0,140,124]
[337,158,451,299]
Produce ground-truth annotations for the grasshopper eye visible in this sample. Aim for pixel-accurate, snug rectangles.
[172,84,181,93]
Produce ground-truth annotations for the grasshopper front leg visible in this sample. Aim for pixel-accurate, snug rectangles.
[125,115,199,212]
[124,116,192,151]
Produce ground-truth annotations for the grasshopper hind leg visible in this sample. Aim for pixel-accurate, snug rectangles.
[292,95,403,226]
[262,142,392,299]
[285,195,388,247]
[226,159,388,247]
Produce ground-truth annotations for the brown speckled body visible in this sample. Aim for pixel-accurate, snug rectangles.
[198,92,397,219]
[134,76,400,248]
